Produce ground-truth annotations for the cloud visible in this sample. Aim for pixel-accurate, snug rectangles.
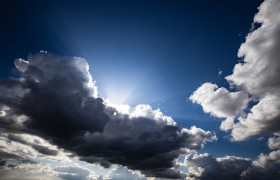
[0,156,97,180]
[182,134,280,180]
[0,133,69,162]
[241,150,280,180]
[6,133,59,156]
[189,83,249,131]
[190,0,280,141]
[267,132,280,150]
[98,166,146,180]
[182,153,252,180]
[0,52,216,179]
[189,82,249,119]
[55,165,97,180]
[0,162,60,180]
[218,70,223,76]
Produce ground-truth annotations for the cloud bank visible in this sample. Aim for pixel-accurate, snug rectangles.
[0,52,216,179]
[182,133,280,180]
[190,0,280,141]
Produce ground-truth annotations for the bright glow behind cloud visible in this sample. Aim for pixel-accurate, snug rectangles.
[0,51,216,179]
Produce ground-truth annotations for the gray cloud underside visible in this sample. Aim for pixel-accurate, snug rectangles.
[183,149,280,180]
[0,52,216,179]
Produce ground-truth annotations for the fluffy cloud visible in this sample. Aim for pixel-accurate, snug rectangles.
[0,52,216,179]
[190,0,280,141]
[189,83,249,131]
[190,83,249,119]
[267,132,280,150]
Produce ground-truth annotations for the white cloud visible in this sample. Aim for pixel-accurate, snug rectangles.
[98,166,146,180]
[190,83,249,119]
[189,83,249,132]
[130,104,176,126]
[267,132,280,150]
[104,98,130,115]
[231,94,280,140]
[190,0,280,141]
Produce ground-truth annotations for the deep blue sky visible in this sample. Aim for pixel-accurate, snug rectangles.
[0,0,266,159]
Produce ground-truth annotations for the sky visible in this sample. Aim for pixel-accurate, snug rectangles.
[0,0,279,179]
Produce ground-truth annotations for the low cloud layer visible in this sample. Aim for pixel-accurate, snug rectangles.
[182,151,280,180]
[182,153,252,180]
[190,0,280,141]
[0,52,216,179]
[182,136,280,180]
[0,162,61,180]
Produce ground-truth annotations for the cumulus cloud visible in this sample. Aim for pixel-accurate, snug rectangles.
[267,132,280,150]
[241,150,280,180]
[189,83,249,118]
[189,83,249,131]
[0,52,216,179]
[190,0,280,141]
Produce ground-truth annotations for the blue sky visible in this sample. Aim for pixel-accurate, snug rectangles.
[0,0,280,179]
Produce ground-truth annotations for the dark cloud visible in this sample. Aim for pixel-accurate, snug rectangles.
[183,153,252,180]
[0,159,7,167]
[183,140,280,180]
[0,150,21,160]
[0,52,215,179]
[241,150,280,180]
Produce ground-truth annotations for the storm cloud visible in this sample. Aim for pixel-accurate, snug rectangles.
[0,52,216,179]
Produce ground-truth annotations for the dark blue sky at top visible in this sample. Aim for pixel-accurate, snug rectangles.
[0,0,266,159]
